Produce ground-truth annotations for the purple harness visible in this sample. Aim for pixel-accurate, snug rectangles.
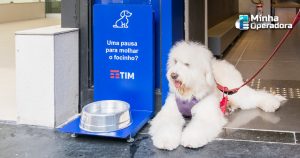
[176,97,199,117]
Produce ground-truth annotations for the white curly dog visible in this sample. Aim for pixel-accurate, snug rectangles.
[149,41,286,150]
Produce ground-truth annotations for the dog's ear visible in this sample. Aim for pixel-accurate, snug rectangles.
[120,11,125,17]
[205,72,215,87]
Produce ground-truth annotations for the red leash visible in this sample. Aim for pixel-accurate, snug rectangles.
[217,11,300,95]
[218,11,300,114]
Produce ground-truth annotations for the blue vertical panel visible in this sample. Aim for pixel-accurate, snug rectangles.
[123,0,150,4]
[172,0,184,43]
[58,4,155,138]
[95,0,150,4]
[160,0,184,104]
[93,0,184,107]
[151,0,161,90]
[93,4,154,112]
[161,0,173,104]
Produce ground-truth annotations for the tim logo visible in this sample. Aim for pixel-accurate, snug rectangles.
[110,69,135,80]
[235,15,249,30]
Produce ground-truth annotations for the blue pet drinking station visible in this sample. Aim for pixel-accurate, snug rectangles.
[59,0,154,141]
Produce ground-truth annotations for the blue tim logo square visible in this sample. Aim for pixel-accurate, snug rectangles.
[239,15,249,21]
[239,15,249,30]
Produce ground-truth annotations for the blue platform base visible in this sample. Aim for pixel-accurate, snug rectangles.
[58,110,152,139]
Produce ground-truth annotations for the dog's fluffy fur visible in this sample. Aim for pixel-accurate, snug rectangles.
[149,41,286,150]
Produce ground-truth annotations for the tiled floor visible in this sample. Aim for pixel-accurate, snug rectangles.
[223,9,300,133]
[1,123,300,158]
[226,79,300,132]
[225,9,300,81]
[0,17,60,121]
[222,8,300,142]
[219,128,296,144]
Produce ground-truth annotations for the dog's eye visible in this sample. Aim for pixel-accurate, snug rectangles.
[174,59,177,64]
[184,63,190,67]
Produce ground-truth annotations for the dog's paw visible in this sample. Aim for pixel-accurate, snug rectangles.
[150,124,182,150]
[259,95,282,112]
[180,127,208,148]
[151,129,181,150]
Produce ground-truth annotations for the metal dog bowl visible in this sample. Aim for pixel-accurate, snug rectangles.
[80,100,131,132]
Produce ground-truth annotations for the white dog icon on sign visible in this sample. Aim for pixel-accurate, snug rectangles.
[113,10,133,28]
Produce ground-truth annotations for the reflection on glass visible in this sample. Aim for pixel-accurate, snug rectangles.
[45,0,61,13]
[0,0,61,14]
[0,0,45,4]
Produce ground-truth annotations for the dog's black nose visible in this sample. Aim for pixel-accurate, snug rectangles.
[171,73,178,79]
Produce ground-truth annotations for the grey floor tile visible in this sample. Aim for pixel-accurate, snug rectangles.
[225,59,238,65]
[248,79,300,90]
[243,30,285,41]
[241,50,300,61]
[226,99,300,132]
[1,123,300,158]
[236,61,300,80]
[219,128,295,143]
[0,123,132,158]
[224,37,251,62]
[246,38,300,52]
[224,79,300,132]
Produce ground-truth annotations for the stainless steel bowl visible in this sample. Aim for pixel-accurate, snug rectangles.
[79,100,131,132]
